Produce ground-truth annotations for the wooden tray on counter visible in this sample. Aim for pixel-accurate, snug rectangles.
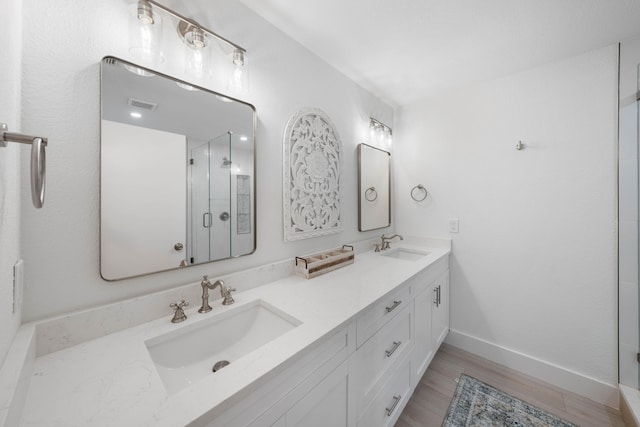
[295,245,355,279]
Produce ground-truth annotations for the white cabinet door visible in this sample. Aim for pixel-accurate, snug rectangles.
[286,360,355,427]
[412,285,434,385]
[431,271,450,350]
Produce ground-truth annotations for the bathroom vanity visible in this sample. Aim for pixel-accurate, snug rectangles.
[5,238,450,426]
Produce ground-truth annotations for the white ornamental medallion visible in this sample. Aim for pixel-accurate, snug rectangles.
[283,108,342,241]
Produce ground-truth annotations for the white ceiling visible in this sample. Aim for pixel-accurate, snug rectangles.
[238,0,640,107]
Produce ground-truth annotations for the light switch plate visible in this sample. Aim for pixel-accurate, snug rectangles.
[448,219,459,233]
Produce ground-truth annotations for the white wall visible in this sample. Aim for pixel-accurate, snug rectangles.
[19,0,393,321]
[619,38,640,389]
[101,120,187,280]
[0,0,22,365]
[395,46,619,400]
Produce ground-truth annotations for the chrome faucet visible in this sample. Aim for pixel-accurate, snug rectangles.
[198,275,236,313]
[380,234,404,250]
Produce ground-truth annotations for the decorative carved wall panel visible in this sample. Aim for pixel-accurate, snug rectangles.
[283,108,342,241]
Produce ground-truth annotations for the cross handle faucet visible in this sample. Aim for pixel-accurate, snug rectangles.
[198,275,236,313]
[169,299,189,323]
[380,234,404,250]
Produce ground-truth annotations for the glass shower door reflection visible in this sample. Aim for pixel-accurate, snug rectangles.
[188,133,231,264]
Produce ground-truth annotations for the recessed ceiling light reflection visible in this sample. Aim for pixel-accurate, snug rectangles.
[176,81,199,91]
[123,63,155,77]
[130,112,142,118]
[240,135,248,141]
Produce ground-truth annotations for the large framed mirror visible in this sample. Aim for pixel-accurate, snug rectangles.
[358,143,391,231]
[100,56,256,280]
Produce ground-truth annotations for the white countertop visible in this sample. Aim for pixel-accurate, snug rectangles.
[18,241,450,426]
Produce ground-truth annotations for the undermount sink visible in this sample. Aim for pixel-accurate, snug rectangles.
[145,299,301,393]
[381,248,430,261]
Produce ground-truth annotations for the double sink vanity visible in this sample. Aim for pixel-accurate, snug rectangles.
[5,237,450,426]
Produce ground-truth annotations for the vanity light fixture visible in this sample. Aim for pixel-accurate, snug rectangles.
[131,0,248,91]
[137,0,154,24]
[129,0,163,66]
[228,48,248,94]
[369,117,393,147]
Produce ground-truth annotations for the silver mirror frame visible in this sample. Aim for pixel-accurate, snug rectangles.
[99,56,257,281]
[357,143,391,231]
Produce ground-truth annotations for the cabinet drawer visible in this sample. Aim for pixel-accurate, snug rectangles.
[358,357,411,427]
[355,304,412,410]
[357,285,410,347]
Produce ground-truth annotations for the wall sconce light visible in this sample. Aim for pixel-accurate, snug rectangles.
[369,118,393,147]
[130,0,248,92]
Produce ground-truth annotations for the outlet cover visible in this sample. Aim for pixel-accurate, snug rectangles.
[448,219,459,233]
[13,259,24,314]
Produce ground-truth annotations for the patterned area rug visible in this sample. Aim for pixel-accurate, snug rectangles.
[442,374,578,426]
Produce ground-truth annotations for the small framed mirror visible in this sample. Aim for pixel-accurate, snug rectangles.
[358,143,391,231]
[100,56,256,280]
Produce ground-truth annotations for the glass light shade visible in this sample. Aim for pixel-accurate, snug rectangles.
[184,43,210,80]
[369,122,377,143]
[227,49,249,96]
[376,125,386,145]
[129,3,163,66]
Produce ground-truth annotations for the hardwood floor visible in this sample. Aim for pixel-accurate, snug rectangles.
[395,343,626,427]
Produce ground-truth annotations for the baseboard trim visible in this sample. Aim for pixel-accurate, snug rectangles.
[620,385,640,427]
[445,329,619,408]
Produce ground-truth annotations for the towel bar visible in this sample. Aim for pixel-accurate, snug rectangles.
[1,123,48,208]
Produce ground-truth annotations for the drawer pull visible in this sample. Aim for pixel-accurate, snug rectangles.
[386,395,402,416]
[385,340,402,357]
[385,300,402,313]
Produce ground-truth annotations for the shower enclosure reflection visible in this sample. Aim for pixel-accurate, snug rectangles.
[100,56,255,280]
[188,132,253,264]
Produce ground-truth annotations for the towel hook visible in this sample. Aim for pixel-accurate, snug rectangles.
[411,184,428,202]
[1,123,48,208]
